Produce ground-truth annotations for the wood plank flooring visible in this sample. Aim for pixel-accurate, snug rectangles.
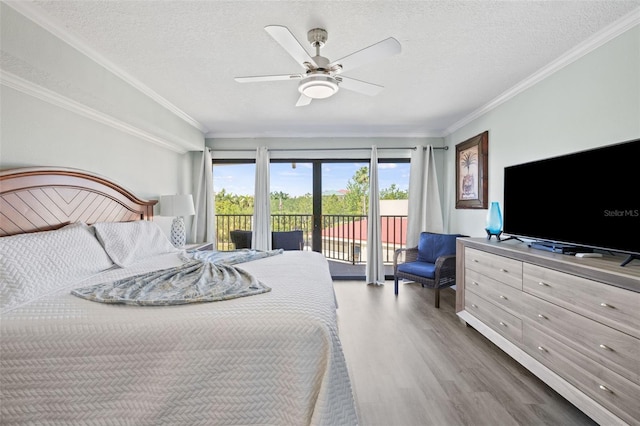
[333,280,597,426]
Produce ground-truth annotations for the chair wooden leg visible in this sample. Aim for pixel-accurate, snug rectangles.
[434,288,440,308]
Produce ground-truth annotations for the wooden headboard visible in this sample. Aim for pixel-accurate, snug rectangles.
[0,167,157,237]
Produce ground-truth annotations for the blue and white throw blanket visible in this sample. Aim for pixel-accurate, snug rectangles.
[187,248,283,265]
[72,249,283,306]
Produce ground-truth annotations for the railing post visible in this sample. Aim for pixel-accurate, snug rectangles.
[351,218,355,265]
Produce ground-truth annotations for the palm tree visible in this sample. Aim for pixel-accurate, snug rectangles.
[345,166,369,215]
[461,151,477,174]
[460,150,478,197]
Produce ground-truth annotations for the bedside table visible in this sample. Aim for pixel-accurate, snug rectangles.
[184,242,214,251]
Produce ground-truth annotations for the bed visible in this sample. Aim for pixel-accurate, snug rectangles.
[0,167,358,425]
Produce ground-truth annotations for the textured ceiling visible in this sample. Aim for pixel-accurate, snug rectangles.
[22,1,640,138]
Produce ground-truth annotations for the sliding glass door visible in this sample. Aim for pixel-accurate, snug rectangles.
[213,158,409,279]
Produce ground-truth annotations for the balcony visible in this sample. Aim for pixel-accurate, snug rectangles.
[215,214,407,265]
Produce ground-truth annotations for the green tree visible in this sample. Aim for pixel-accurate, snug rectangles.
[270,191,290,213]
[344,166,369,215]
[322,194,345,215]
[271,191,290,201]
[380,183,408,200]
[215,189,253,215]
[291,193,313,214]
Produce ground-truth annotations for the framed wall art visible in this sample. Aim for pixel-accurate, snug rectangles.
[455,131,488,209]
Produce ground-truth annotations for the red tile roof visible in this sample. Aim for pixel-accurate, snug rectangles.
[321,217,407,245]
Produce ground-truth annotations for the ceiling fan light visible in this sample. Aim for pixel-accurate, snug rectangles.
[298,75,339,99]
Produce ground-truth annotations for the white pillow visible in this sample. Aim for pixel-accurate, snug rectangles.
[0,222,114,313]
[92,221,180,268]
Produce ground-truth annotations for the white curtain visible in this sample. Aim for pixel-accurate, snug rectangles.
[252,146,271,251]
[406,145,444,248]
[366,146,385,285]
[190,148,216,244]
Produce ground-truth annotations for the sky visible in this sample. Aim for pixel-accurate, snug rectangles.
[213,162,410,196]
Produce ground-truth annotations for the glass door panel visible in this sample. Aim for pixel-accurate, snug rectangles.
[270,162,313,249]
[321,162,369,268]
[213,162,255,250]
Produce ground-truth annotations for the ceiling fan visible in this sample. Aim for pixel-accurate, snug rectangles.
[234,25,401,106]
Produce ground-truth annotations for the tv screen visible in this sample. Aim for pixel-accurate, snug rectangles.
[503,139,640,256]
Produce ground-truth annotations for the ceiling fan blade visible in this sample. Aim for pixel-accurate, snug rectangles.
[234,74,302,83]
[295,93,313,107]
[329,37,401,73]
[338,76,384,96]
[264,25,318,69]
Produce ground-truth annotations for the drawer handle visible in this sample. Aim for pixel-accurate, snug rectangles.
[538,282,549,287]
[471,304,478,308]
[473,259,479,263]
[500,268,508,273]
[598,385,612,393]
[537,346,546,352]
[600,302,614,309]
[537,314,547,320]
[599,344,612,351]
[472,281,479,286]
[499,321,507,327]
[499,295,507,300]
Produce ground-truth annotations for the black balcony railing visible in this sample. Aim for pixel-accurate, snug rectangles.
[216,214,252,251]
[215,214,407,264]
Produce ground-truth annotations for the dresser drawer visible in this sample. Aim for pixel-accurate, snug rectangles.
[465,248,523,289]
[522,293,640,386]
[524,322,640,425]
[465,290,522,343]
[465,268,525,318]
[523,263,640,338]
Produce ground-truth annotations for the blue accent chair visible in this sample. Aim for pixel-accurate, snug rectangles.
[393,232,466,307]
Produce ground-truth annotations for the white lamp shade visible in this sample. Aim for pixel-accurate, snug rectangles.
[160,194,195,217]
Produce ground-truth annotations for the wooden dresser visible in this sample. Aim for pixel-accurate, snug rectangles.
[456,238,640,425]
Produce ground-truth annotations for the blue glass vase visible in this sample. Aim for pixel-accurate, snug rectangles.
[486,202,503,240]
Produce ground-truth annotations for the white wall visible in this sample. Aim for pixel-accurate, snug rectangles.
[0,3,205,236]
[380,200,408,216]
[1,87,193,199]
[443,25,640,237]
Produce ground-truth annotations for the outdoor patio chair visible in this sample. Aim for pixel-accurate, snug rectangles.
[393,232,466,308]
[230,230,252,249]
[272,230,304,251]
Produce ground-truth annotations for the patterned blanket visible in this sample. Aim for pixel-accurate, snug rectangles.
[72,249,283,306]
[187,248,283,265]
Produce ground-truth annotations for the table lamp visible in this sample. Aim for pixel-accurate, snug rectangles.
[160,194,195,248]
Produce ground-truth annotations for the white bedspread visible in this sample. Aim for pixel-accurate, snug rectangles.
[0,251,358,425]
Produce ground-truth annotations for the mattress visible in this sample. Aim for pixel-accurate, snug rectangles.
[0,251,358,425]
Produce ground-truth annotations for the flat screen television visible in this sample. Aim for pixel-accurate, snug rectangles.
[503,138,640,266]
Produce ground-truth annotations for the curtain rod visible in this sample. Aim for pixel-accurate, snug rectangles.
[210,146,448,152]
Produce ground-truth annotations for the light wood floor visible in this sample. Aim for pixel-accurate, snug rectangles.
[333,280,597,426]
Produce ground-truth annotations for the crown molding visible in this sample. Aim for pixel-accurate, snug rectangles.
[444,7,640,137]
[1,71,197,154]
[3,0,208,135]
[205,130,447,139]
